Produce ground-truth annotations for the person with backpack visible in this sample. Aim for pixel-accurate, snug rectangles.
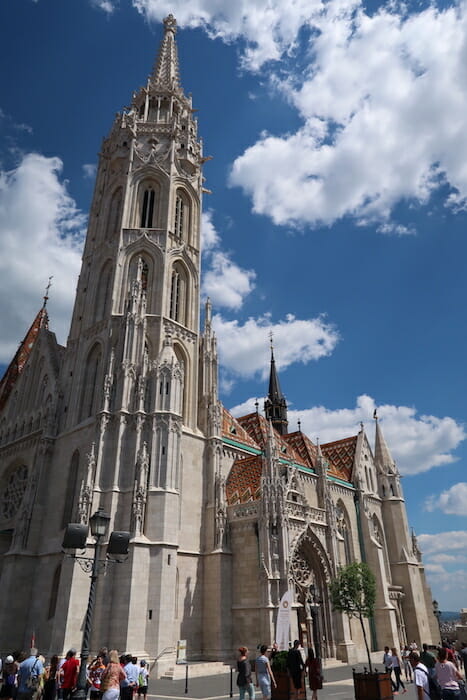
[17,650,44,700]
[409,652,430,700]
[435,647,462,699]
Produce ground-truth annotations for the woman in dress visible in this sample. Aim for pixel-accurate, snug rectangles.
[237,647,254,700]
[100,650,126,700]
[42,656,59,700]
[401,646,413,683]
[391,648,407,694]
[435,646,462,699]
[255,646,276,700]
[305,648,322,700]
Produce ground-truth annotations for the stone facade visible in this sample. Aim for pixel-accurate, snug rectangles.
[0,15,439,671]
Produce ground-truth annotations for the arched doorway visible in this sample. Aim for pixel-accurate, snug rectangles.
[289,529,334,659]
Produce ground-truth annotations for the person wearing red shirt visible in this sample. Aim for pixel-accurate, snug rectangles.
[60,650,80,700]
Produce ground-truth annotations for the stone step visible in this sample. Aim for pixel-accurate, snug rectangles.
[160,661,232,680]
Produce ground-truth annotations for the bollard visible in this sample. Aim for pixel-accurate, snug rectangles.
[230,667,233,697]
[185,664,188,694]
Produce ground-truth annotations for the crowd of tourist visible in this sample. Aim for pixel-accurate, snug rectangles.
[384,639,467,699]
[0,648,149,700]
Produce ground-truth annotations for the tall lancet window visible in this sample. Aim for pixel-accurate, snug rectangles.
[170,263,188,325]
[94,261,113,322]
[79,344,102,420]
[105,187,122,240]
[140,188,155,227]
[174,194,185,238]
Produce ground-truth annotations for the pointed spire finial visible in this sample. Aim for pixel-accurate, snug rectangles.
[255,398,259,414]
[42,276,53,309]
[298,418,301,432]
[373,408,378,420]
[151,14,181,92]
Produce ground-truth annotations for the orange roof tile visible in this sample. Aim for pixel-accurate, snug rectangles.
[222,407,259,450]
[237,413,308,466]
[321,436,356,482]
[0,307,48,413]
[226,455,262,505]
[284,431,318,470]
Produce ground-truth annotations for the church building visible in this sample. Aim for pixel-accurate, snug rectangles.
[0,15,439,672]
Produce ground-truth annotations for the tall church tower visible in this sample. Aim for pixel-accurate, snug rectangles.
[47,15,211,660]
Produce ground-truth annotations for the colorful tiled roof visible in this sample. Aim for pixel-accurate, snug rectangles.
[321,436,356,482]
[226,455,262,505]
[221,407,259,451]
[0,307,48,413]
[284,431,318,470]
[237,413,308,466]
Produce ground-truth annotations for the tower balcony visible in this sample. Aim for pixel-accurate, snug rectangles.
[122,228,167,248]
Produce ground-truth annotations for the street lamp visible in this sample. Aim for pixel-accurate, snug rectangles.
[62,509,130,700]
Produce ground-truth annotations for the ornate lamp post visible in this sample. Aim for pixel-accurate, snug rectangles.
[62,509,130,700]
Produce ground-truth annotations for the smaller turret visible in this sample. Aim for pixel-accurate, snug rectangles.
[264,341,288,435]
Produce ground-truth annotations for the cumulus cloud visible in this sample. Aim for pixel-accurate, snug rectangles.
[425,483,467,516]
[201,210,255,309]
[132,0,322,71]
[135,0,467,229]
[214,312,339,382]
[0,153,85,363]
[418,531,467,556]
[229,393,465,474]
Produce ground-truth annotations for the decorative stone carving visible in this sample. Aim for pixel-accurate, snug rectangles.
[77,442,96,525]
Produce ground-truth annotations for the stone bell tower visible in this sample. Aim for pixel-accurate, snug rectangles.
[49,15,210,661]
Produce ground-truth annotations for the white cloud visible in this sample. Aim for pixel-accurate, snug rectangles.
[132,0,324,71]
[140,0,467,228]
[214,312,339,380]
[425,483,467,516]
[230,2,467,228]
[82,163,97,179]
[418,531,467,556]
[229,393,465,474]
[90,0,116,13]
[201,210,255,309]
[0,153,85,363]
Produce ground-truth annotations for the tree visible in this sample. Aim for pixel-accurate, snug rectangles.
[330,561,376,672]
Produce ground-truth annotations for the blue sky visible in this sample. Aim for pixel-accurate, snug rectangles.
[1,0,466,611]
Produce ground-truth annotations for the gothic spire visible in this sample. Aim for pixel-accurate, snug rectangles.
[264,339,288,435]
[150,14,182,94]
[374,412,397,475]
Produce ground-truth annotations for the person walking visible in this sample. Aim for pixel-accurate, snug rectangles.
[286,641,304,700]
[420,644,436,678]
[409,652,429,700]
[100,651,126,700]
[136,661,149,700]
[59,651,79,700]
[88,655,106,700]
[305,648,322,700]
[391,648,407,694]
[435,647,462,699]
[255,646,276,700]
[236,648,254,700]
[401,646,413,683]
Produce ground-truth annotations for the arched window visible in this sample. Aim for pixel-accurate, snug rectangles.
[79,344,102,420]
[170,263,188,325]
[336,502,353,565]
[174,190,190,240]
[94,262,113,322]
[61,451,80,528]
[105,188,123,240]
[140,188,155,227]
[174,195,185,238]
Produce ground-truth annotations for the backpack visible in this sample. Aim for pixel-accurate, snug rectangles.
[420,668,441,700]
[26,660,40,691]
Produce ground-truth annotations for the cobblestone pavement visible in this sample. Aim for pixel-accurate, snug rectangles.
[146,663,403,700]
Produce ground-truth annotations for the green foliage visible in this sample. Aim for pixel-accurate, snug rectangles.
[330,562,376,620]
[270,651,288,672]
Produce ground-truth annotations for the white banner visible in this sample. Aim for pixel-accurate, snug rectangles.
[275,590,292,650]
